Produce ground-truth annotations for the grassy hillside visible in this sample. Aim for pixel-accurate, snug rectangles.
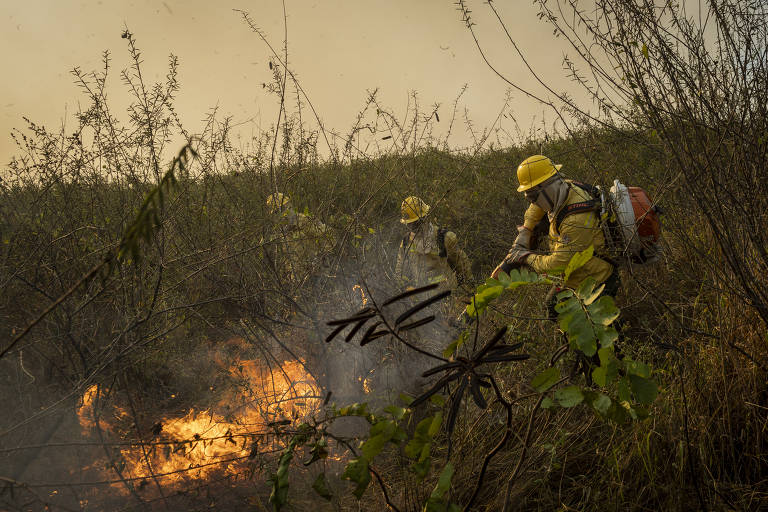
[1,32,766,511]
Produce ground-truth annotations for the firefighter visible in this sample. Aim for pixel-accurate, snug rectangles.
[491,155,620,305]
[395,196,473,291]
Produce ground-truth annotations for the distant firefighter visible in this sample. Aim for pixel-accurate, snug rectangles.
[395,195,472,291]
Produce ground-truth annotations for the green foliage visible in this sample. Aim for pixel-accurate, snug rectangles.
[465,267,549,319]
[269,424,312,511]
[531,367,561,392]
[423,463,461,512]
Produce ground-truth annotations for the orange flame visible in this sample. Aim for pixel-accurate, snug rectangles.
[77,358,320,489]
[352,284,369,306]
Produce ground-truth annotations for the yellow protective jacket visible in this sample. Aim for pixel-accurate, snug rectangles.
[395,222,473,290]
[522,184,613,288]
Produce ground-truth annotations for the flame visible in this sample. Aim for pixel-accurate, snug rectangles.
[77,357,320,489]
[352,284,369,306]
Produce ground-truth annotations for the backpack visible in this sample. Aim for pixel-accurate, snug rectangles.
[603,180,662,264]
[530,180,663,265]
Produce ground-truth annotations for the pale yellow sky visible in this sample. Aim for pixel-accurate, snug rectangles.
[1,0,585,166]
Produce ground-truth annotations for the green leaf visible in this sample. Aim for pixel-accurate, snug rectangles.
[618,376,631,403]
[595,325,618,348]
[531,367,560,392]
[361,433,387,461]
[384,405,408,421]
[567,312,597,357]
[423,463,454,512]
[590,393,612,416]
[312,473,333,501]
[399,393,415,406]
[428,412,443,437]
[555,296,580,315]
[592,366,608,387]
[625,359,651,378]
[342,457,371,499]
[564,245,594,281]
[642,43,649,59]
[430,394,446,407]
[555,386,584,407]
[575,276,597,300]
[629,375,658,404]
[588,296,620,326]
[540,397,556,409]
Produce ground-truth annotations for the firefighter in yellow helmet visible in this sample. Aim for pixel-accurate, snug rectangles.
[395,196,472,290]
[491,155,619,303]
[265,192,331,283]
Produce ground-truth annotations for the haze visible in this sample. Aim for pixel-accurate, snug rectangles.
[1,0,583,167]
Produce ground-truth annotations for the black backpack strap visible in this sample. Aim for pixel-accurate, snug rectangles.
[554,199,601,233]
[554,181,602,233]
[437,227,448,257]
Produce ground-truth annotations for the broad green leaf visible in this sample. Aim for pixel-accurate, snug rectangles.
[531,367,560,392]
[625,359,651,379]
[583,283,605,306]
[384,405,408,421]
[423,463,454,512]
[399,393,415,406]
[555,296,580,315]
[556,289,574,301]
[342,457,371,498]
[555,386,584,407]
[430,394,446,407]
[590,393,612,416]
[564,245,594,281]
[567,313,597,357]
[595,325,618,348]
[540,397,555,409]
[629,375,658,404]
[618,376,631,403]
[592,366,608,387]
[588,296,620,326]
[575,277,597,300]
[312,473,333,501]
[428,412,443,437]
[361,433,387,461]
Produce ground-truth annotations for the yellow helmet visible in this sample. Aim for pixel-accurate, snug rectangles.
[266,192,290,214]
[400,196,430,224]
[516,155,562,192]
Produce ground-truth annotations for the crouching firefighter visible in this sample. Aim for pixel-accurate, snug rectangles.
[396,196,473,293]
[491,155,620,317]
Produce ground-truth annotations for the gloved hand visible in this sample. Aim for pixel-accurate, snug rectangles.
[513,226,532,249]
[490,245,532,279]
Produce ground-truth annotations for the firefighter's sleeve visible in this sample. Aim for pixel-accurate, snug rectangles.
[523,203,546,231]
[443,231,473,285]
[527,211,596,277]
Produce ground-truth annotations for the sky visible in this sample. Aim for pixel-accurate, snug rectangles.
[0,0,586,166]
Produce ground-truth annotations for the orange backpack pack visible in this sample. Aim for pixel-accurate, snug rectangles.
[603,180,662,264]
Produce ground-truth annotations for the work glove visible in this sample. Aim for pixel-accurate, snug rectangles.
[513,226,532,249]
[491,244,532,279]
